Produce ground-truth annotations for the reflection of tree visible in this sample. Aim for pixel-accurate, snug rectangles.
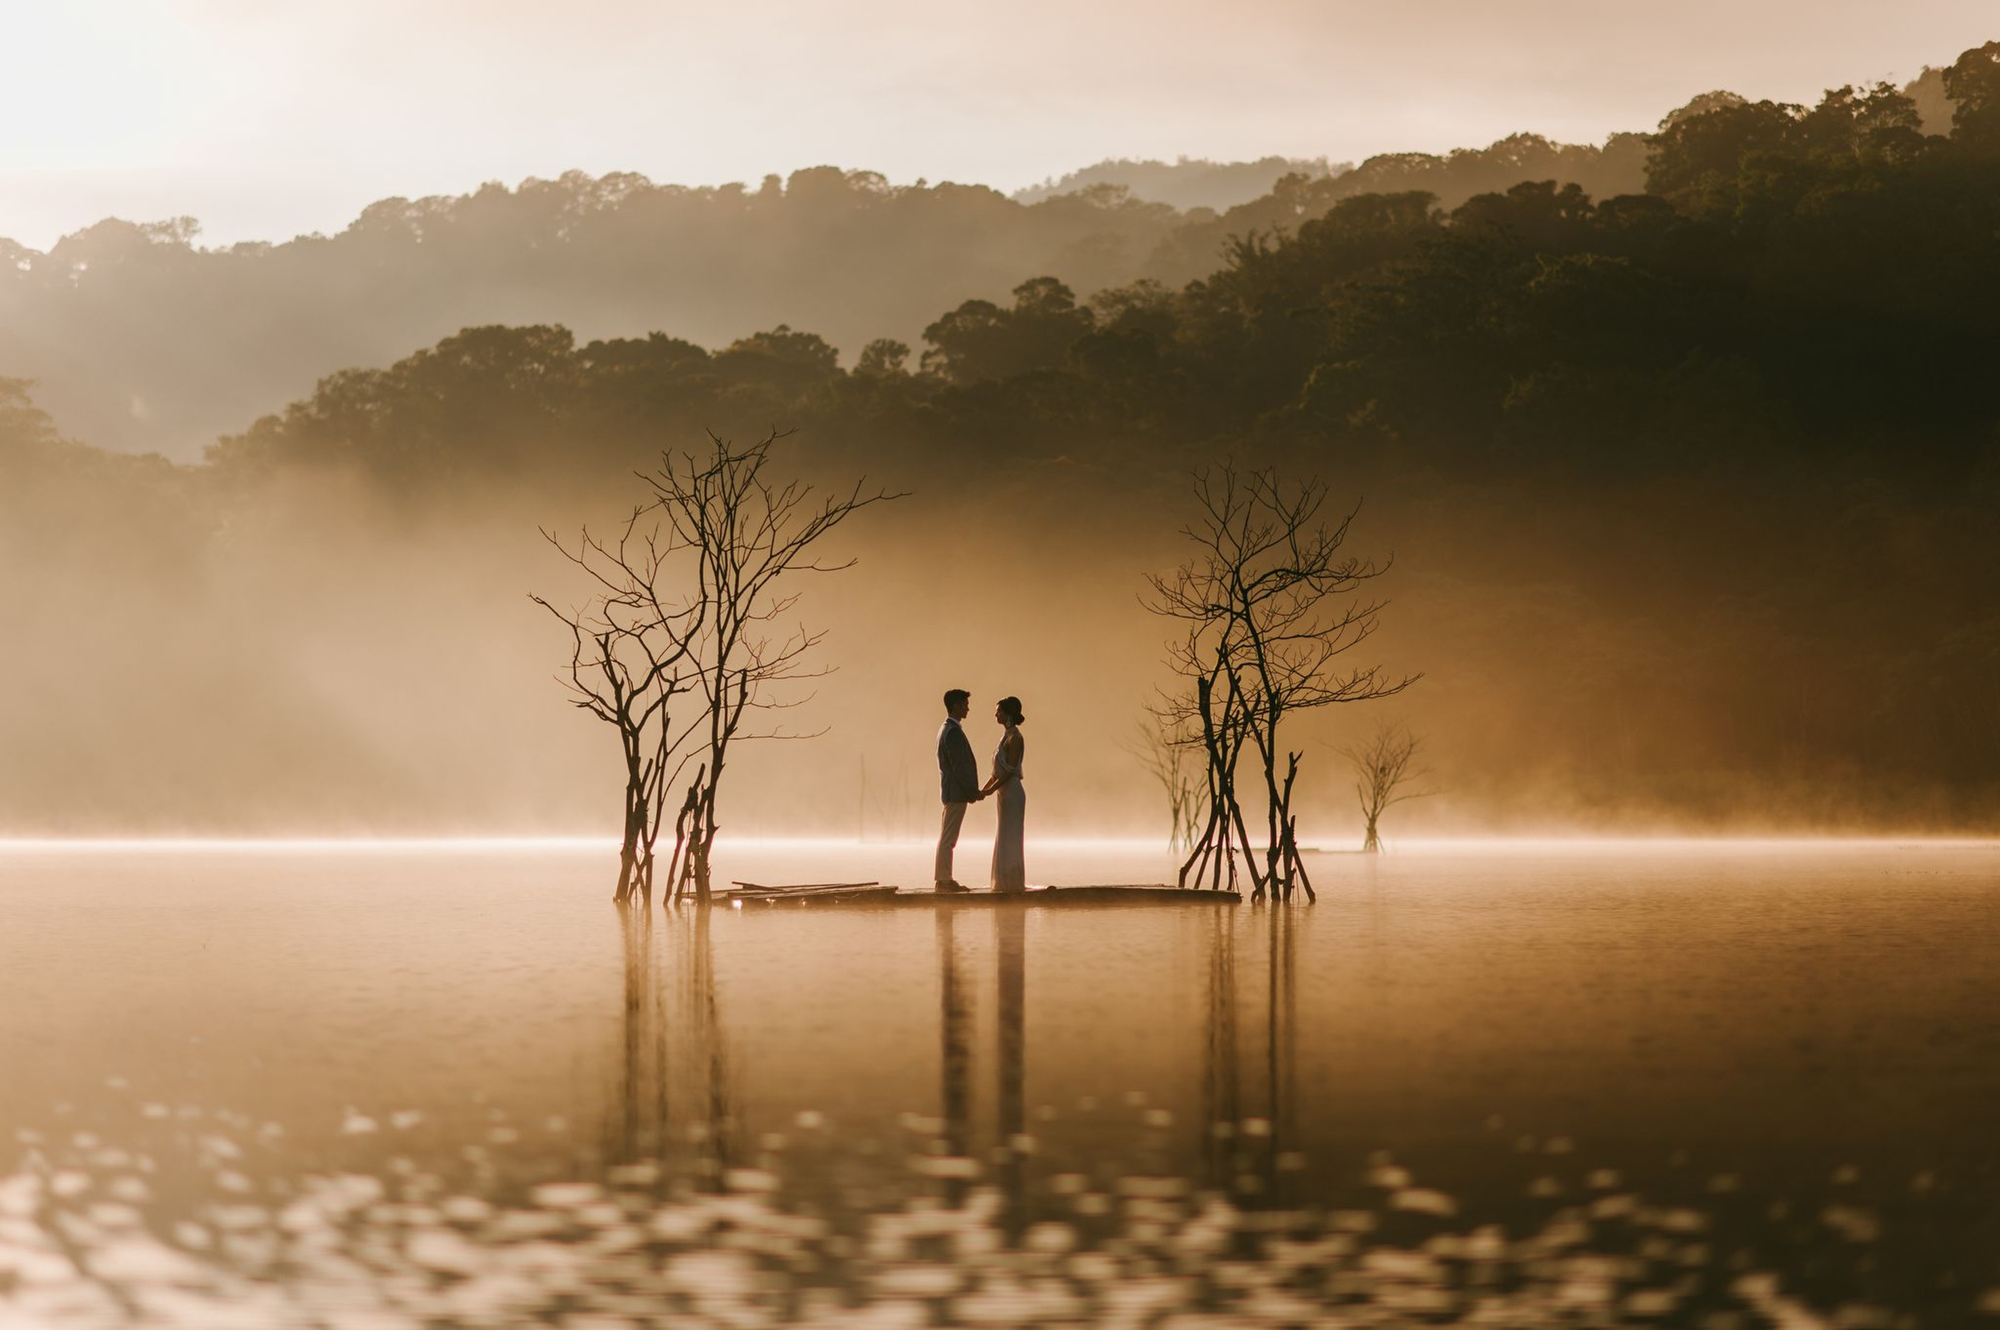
[1202,907,1298,1205]
[1202,909,1241,1192]
[613,904,668,1159]
[607,904,733,1179]
[686,906,733,1180]
[1265,904,1298,1206]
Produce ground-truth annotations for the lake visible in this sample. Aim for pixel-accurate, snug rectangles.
[2,839,1997,1327]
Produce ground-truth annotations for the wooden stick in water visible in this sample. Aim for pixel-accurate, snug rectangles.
[729,881,882,893]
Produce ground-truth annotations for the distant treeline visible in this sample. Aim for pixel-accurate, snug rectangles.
[25,90,1869,460]
[197,58,1996,482]
[1012,156,1351,212]
[5,43,1999,829]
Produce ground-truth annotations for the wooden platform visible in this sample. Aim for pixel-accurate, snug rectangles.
[722,884,1242,907]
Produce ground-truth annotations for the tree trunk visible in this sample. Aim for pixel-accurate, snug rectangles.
[615,840,637,903]
[615,786,646,904]
[1273,752,1301,901]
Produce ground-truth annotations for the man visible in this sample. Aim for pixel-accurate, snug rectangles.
[935,688,983,891]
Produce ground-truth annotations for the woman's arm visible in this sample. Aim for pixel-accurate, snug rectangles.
[980,735,1024,794]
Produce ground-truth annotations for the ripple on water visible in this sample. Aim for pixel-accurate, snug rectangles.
[4,1107,1991,1330]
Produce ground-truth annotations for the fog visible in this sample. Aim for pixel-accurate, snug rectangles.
[5,415,1993,841]
[5,35,1999,843]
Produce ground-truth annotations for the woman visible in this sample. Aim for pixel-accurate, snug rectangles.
[980,696,1027,892]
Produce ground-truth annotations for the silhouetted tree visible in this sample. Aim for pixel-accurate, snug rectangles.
[854,339,911,376]
[536,430,898,903]
[1343,721,1431,853]
[1147,466,1414,901]
[1646,96,1805,210]
[534,510,707,905]
[1944,40,2000,150]
[637,430,901,901]
[1120,709,1199,854]
[921,277,1095,382]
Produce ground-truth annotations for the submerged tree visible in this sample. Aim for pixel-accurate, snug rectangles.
[1119,708,1200,854]
[538,429,897,904]
[1146,466,1414,901]
[1343,720,1432,853]
[647,431,899,900]
[534,513,705,905]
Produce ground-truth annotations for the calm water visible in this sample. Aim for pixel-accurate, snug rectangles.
[2,840,1997,1328]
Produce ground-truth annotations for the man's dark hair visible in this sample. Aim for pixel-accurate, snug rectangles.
[943,688,970,711]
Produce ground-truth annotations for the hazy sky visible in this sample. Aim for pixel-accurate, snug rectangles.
[3,0,1993,249]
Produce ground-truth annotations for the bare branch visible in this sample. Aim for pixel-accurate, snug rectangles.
[540,426,903,903]
[1341,720,1434,853]
[1143,461,1419,900]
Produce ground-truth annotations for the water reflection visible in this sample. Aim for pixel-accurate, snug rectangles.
[1201,906,1301,1209]
[612,904,734,1181]
[937,909,972,1204]
[995,907,1027,1239]
[1203,907,1241,1195]
[5,846,1998,1326]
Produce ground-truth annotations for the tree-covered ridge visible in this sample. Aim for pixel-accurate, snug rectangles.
[3,54,1963,462]
[0,170,1183,458]
[208,50,2000,486]
[1011,156,1348,211]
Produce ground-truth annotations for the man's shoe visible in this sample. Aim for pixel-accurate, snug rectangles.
[935,880,972,893]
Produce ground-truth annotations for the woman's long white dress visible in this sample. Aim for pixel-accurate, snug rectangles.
[990,727,1026,892]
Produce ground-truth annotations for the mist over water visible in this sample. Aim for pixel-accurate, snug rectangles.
[5,426,1994,840]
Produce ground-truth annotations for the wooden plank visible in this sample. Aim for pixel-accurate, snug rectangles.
[730,884,1242,908]
[730,880,880,893]
[733,886,902,905]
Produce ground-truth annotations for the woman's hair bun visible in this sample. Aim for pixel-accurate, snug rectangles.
[998,696,1025,725]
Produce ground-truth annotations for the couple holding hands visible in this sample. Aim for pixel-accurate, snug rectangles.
[933,688,1027,892]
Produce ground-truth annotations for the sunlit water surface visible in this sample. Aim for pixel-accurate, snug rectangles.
[2,840,1997,1328]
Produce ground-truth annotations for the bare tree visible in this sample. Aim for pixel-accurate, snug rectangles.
[644,430,899,901]
[1146,465,1415,901]
[1119,707,1199,854]
[538,428,899,904]
[1343,721,1431,852]
[533,511,705,906]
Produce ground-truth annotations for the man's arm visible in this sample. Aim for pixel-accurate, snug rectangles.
[947,727,982,802]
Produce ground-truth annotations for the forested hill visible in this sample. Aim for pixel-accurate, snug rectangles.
[6,53,1957,462]
[193,49,1998,489]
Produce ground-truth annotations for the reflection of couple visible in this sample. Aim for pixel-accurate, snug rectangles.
[934,689,1026,893]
